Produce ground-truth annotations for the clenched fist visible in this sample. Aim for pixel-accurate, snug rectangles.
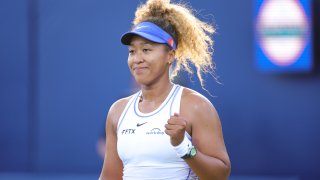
[164,113,188,146]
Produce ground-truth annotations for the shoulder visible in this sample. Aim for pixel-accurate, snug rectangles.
[180,87,219,124]
[109,96,132,114]
[181,87,216,112]
[107,94,136,128]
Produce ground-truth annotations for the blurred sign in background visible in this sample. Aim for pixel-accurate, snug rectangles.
[255,0,313,72]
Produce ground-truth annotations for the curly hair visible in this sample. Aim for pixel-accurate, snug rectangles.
[131,0,217,88]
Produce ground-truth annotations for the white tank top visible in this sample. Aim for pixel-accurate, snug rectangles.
[117,84,198,180]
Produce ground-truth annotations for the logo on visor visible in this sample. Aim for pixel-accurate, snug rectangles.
[135,25,148,30]
[168,38,174,48]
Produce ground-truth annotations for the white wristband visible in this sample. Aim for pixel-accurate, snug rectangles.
[173,136,192,158]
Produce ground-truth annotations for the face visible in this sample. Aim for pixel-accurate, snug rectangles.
[127,36,174,86]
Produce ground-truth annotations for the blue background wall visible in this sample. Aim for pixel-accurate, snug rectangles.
[0,0,319,179]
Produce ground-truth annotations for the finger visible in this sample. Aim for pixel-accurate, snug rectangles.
[165,124,185,131]
[164,129,170,136]
[167,118,187,126]
[164,129,181,136]
[168,115,181,122]
[164,129,176,136]
[168,113,180,122]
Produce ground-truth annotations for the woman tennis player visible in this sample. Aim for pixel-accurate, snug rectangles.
[99,0,231,179]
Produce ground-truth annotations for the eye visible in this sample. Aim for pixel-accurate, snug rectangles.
[128,50,135,55]
[143,48,151,53]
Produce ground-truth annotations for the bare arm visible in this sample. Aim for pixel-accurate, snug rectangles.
[99,98,129,180]
[173,90,231,180]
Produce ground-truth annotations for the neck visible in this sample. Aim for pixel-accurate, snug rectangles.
[140,80,173,103]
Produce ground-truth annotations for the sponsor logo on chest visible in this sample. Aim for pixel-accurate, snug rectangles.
[146,128,164,135]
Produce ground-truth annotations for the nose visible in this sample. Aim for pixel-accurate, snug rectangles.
[131,51,144,63]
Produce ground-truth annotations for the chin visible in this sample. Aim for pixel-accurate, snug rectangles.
[134,78,154,87]
[134,77,148,85]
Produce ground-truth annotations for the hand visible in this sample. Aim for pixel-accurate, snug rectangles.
[164,113,187,146]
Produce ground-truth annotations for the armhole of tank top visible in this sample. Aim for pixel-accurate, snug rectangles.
[169,85,192,140]
[116,92,140,133]
[169,85,182,116]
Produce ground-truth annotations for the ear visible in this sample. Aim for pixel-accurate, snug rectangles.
[167,50,175,65]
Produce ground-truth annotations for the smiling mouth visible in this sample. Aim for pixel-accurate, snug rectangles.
[133,67,148,72]
[134,67,147,70]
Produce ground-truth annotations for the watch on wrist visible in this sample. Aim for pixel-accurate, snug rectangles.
[181,145,197,159]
